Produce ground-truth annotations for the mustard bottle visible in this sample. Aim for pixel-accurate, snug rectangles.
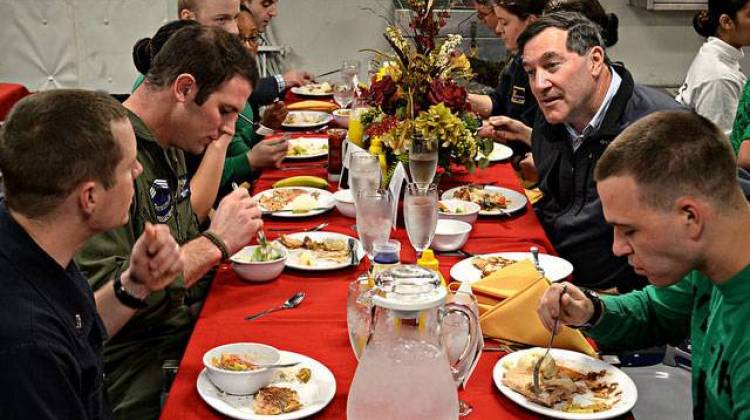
[417,249,446,288]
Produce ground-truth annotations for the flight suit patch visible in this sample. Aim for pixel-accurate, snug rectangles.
[150,179,173,223]
[511,86,526,105]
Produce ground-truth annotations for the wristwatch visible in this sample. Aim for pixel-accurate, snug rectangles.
[573,288,603,330]
[113,274,149,309]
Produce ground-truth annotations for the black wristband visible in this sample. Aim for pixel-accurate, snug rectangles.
[113,274,148,309]
[202,230,230,261]
[573,288,603,330]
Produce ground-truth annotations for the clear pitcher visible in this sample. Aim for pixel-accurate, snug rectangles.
[346,265,480,420]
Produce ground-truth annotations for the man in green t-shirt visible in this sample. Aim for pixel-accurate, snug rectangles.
[77,26,263,419]
[538,110,750,418]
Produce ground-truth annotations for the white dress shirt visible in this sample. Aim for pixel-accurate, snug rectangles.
[676,37,746,136]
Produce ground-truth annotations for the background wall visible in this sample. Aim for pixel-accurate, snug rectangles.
[0,0,747,92]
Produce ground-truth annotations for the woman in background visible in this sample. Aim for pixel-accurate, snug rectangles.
[676,0,750,136]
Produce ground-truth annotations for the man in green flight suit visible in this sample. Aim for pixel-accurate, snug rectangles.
[538,110,750,418]
[77,25,264,420]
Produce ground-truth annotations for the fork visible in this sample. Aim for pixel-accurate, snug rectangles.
[532,284,567,394]
[269,221,329,232]
[233,182,271,259]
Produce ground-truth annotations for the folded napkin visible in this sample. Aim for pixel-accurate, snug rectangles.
[524,187,543,204]
[472,260,597,357]
[287,100,338,112]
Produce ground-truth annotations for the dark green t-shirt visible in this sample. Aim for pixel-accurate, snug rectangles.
[588,266,750,418]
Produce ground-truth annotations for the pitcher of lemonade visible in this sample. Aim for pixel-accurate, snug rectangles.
[346,265,480,420]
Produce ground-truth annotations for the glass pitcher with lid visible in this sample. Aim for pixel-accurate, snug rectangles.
[346,265,480,420]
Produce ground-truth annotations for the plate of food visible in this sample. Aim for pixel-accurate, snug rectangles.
[441,185,527,216]
[254,187,335,218]
[291,82,334,97]
[197,350,336,420]
[285,137,329,159]
[282,111,333,129]
[476,142,513,162]
[493,348,637,419]
[276,231,364,271]
[449,252,573,283]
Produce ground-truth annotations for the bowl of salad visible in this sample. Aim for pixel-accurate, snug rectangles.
[437,199,481,225]
[230,245,287,282]
[203,342,280,395]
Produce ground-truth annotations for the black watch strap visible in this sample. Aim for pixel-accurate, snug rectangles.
[113,274,148,309]
[574,288,603,330]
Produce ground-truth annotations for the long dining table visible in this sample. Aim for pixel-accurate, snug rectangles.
[159,139,564,418]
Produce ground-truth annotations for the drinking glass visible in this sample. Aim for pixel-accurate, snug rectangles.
[355,188,393,266]
[409,135,438,184]
[347,97,370,147]
[443,289,481,416]
[342,59,361,85]
[349,152,381,209]
[404,182,438,257]
[333,82,355,109]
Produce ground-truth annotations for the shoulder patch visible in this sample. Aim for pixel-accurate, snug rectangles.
[149,179,173,223]
[511,86,526,105]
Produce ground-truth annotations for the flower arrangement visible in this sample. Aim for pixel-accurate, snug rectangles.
[360,0,492,183]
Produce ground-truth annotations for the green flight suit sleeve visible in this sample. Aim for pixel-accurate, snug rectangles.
[585,276,695,351]
[220,103,263,188]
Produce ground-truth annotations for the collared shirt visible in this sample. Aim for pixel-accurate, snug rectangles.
[0,202,109,419]
[565,67,622,151]
[676,36,746,135]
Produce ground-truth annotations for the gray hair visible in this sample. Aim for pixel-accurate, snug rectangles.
[518,11,608,59]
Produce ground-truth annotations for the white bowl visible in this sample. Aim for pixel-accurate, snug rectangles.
[203,343,280,395]
[437,199,481,225]
[333,189,356,218]
[230,245,287,282]
[431,219,472,252]
[332,108,351,128]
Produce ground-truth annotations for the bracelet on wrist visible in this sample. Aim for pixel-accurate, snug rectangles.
[202,230,230,261]
[113,273,149,309]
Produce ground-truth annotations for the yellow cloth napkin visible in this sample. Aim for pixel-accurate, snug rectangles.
[524,187,543,204]
[472,260,597,357]
[287,100,338,112]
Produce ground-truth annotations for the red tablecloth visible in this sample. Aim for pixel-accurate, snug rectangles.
[160,159,563,419]
[0,83,30,121]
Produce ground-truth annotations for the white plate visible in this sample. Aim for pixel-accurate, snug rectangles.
[291,85,334,97]
[285,137,329,160]
[493,348,637,420]
[197,350,336,420]
[441,185,528,216]
[276,231,364,271]
[282,111,333,129]
[449,251,573,283]
[253,187,335,218]
[477,142,513,162]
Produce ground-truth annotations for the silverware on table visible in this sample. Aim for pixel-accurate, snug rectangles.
[436,249,475,258]
[280,163,328,171]
[234,182,272,259]
[245,292,305,321]
[532,284,567,394]
[268,221,329,232]
[315,69,340,78]
[347,238,358,267]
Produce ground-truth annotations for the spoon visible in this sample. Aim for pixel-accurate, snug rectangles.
[530,246,545,277]
[245,292,305,321]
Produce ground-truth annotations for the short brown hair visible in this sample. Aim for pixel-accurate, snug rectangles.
[594,111,741,210]
[143,25,258,105]
[178,0,197,14]
[0,89,127,218]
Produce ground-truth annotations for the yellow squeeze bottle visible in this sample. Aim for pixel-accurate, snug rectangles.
[417,249,446,288]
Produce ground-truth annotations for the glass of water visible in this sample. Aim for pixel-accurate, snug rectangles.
[347,275,372,360]
[404,182,438,257]
[355,188,393,265]
[349,152,381,209]
[409,135,438,184]
[342,59,361,85]
[333,82,355,109]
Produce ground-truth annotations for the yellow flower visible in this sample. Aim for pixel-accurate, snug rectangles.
[376,61,402,82]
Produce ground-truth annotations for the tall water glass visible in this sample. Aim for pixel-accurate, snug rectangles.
[342,59,361,85]
[347,276,371,360]
[404,182,438,256]
[349,152,381,209]
[355,188,393,264]
[409,135,438,184]
[333,82,354,109]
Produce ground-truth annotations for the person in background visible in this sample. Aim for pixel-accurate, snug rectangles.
[468,0,504,88]
[77,26,263,419]
[177,0,240,33]
[539,110,750,418]
[731,81,750,170]
[0,90,183,419]
[518,12,682,293]
[242,0,314,107]
[676,0,750,136]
